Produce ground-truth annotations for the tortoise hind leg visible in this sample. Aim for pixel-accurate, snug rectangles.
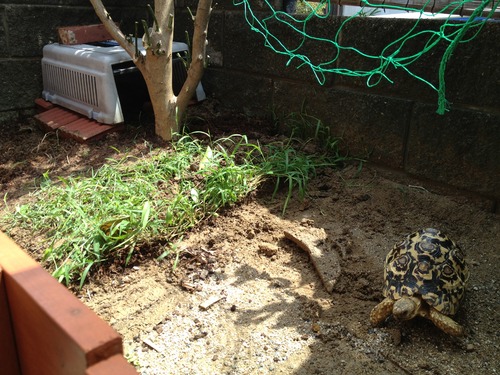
[370,297,394,326]
[428,308,465,336]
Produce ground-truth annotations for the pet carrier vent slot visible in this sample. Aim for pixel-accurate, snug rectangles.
[42,63,99,107]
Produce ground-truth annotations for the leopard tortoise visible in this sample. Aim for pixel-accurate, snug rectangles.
[370,228,469,336]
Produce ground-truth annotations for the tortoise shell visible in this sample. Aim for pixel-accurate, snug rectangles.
[383,228,469,315]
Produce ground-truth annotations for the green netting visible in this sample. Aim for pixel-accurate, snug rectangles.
[233,0,499,114]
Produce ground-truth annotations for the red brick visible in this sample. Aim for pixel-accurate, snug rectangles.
[58,24,114,45]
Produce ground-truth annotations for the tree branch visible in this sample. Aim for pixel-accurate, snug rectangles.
[89,0,137,60]
[176,0,213,114]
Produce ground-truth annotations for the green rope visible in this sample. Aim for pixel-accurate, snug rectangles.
[436,1,494,113]
[233,0,499,114]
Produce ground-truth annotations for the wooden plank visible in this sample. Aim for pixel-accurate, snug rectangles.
[0,232,125,375]
[61,120,116,142]
[35,107,82,130]
[34,104,122,143]
[0,268,22,375]
[58,24,114,45]
[35,98,54,112]
[85,354,139,375]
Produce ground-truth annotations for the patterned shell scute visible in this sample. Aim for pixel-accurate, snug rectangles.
[383,228,469,315]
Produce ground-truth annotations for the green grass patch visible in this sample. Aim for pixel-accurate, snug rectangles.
[1,130,348,287]
[259,139,344,215]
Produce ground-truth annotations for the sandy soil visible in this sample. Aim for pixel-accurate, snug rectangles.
[1,109,498,375]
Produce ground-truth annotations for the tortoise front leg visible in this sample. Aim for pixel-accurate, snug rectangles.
[370,297,394,326]
[427,308,465,336]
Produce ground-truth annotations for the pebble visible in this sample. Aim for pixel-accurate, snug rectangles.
[258,243,279,257]
[388,328,402,346]
[466,343,475,352]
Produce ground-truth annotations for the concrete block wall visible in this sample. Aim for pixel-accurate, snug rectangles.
[174,4,500,207]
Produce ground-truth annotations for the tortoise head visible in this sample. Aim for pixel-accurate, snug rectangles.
[393,295,422,321]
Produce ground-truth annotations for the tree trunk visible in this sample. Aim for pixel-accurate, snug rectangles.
[89,0,212,141]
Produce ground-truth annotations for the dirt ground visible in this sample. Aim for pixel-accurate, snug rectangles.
[1,107,499,375]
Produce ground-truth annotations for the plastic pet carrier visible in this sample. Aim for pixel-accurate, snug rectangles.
[41,39,205,124]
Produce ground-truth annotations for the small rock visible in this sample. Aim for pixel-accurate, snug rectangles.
[258,243,279,257]
[191,331,208,340]
[418,362,432,370]
[311,323,321,333]
[388,328,402,346]
[272,280,283,288]
[466,343,475,352]
[300,218,315,226]
[199,269,209,279]
[356,194,371,202]
[199,295,224,310]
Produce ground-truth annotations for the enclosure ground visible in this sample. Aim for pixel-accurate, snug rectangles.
[1,113,498,375]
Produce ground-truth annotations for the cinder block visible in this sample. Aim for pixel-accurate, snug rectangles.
[203,69,274,117]
[406,104,500,201]
[272,80,412,168]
